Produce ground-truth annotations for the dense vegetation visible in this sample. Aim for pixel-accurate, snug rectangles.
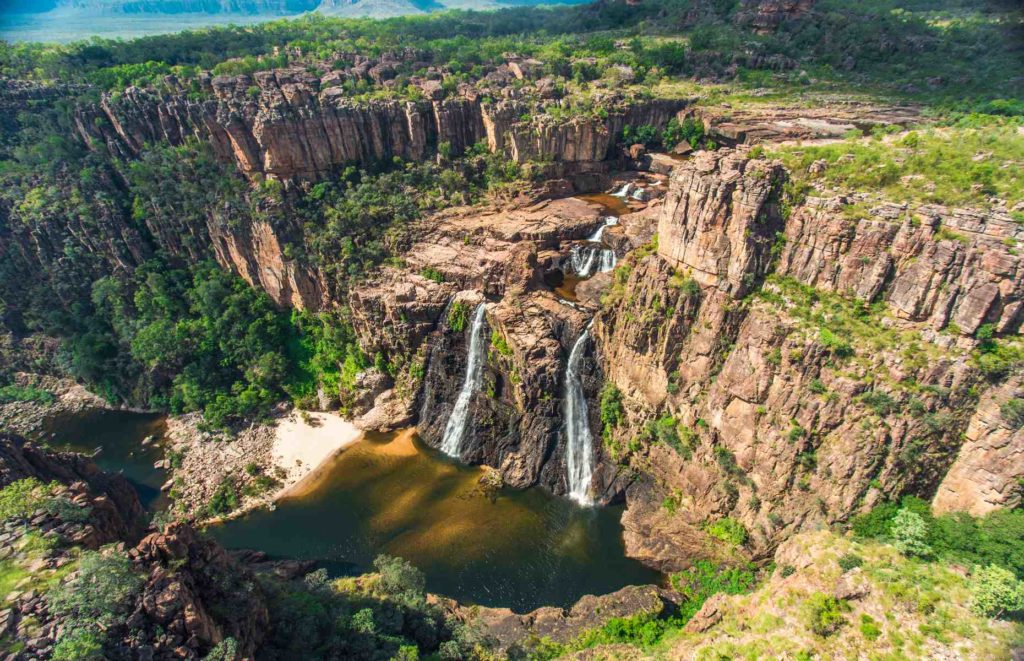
[0,103,525,425]
[259,555,490,660]
[851,496,1024,581]
[0,0,1020,112]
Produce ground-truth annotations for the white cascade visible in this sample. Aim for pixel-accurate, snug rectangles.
[598,249,617,272]
[563,324,595,505]
[587,224,606,242]
[570,245,598,277]
[440,303,488,458]
[612,183,631,198]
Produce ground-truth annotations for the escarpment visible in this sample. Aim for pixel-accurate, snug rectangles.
[73,68,687,182]
[590,148,1023,565]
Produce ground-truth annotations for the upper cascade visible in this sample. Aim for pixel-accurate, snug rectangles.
[440,302,488,458]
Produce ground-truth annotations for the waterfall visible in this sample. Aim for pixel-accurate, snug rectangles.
[599,249,617,272]
[440,303,488,458]
[570,245,598,277]
[570,246,616,277]
[563,324,595,505]
[587,224,606,242]
[612,183,631,198]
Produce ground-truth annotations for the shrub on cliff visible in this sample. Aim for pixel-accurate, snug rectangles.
[891,509,932,558]
[49,551,145,658]
[704,517,748,546]
[374,554,426,603]
[1000,398,1024,430]
[854,499,1024,579]
[969,564,1024,618]
[801,592,846,637]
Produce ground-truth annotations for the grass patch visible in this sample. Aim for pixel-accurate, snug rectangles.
[771,123,1024,210]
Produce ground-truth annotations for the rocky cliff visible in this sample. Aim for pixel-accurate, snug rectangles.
[0,434,269,660]
[74,69,686,182]
[591,148,1021,564]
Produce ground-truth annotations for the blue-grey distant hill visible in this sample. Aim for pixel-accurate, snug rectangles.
[0,0,582,14]
[0,0,589,41]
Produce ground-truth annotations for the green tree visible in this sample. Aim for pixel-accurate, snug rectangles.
[891,509,932,558]
[969,564,1024,618]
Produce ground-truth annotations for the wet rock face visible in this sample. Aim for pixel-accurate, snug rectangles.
[417,292,592,493]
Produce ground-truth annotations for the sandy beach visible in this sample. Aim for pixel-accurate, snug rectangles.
[272,411,363,500]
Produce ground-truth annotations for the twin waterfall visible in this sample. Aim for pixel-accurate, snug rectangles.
[570,245,617,278]
[440,303,488,458]
[439,217,608,502]
[563,324,596,505]
[571,216,618,278]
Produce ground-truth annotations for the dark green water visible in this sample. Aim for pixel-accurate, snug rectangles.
[209,429,662,612]
[36,409,168,510]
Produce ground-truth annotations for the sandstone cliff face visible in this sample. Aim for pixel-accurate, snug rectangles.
[75,70,687,181]
[777,199,1024,337]
[594,149,1016,563]
[933,377,1024,515]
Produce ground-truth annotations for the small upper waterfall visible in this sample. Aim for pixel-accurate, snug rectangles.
[571,245,616,277]
[440,303,488,458]
[599,249,617,272]
[570,245,598,277]
[563,324,595,505]
[612,183,631,198]
[587,224,606,242]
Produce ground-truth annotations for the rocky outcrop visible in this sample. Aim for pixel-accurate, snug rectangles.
[75,71,687,181]
[128,523,269,659]
[594,149,1015,558]
[777,198,1024,337]
[734,0,815,33]
[449,583,673,654]
[656,149,786,296]
[933,378,1024,515]
[0,432,147,544]
[665,530,1018,659]
[0,435,269,660]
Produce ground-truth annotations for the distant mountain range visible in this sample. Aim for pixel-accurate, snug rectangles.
[0,0,573,15]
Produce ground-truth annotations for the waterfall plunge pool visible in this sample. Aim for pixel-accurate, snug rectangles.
[209,428,662,612]
[34,410,661,612]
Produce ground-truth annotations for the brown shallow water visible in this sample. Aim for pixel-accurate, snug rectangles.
[578,192,632,217]
[209,429,662,612]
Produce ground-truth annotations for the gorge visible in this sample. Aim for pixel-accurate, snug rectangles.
[1,1,1023,659]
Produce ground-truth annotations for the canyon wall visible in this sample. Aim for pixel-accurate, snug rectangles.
[593,149,1022,563]
[74,70,687,181]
